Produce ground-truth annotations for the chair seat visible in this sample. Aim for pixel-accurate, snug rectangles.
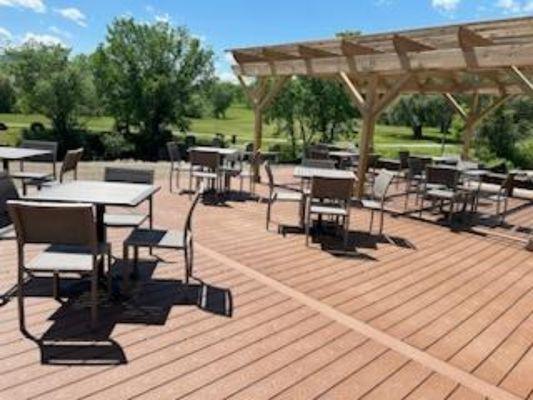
[11,171,53,181]
[275,191,303,202]
[104,213,148,227]
[26,244,107,273]
[426,189,460,200]
[310,205,349,216]
[124,228,185,249]
[360,199,381,210]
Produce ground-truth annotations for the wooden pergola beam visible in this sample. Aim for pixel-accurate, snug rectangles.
[233,42,533,77]
[298,45,337,59]
[261,48,300,61]
[443,93,468,120]
[458,26,493,50]
[340,40,380,56]
[510,65,533,95]
[339,72,367,114]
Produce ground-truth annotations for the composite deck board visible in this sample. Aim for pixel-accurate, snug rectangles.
[0,164,531,399]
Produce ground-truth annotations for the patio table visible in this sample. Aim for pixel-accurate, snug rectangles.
[329,151,358,159]
[0,147,52,173]
[294,166,356,180]
[24,180,160,243]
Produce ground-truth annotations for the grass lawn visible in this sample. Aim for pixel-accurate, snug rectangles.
[0,105,461,157]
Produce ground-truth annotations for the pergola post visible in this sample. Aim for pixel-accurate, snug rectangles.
[340,73,411,197]
[444,92,511,160]
[236,75,289,180]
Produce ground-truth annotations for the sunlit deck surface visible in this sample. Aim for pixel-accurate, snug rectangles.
[0,163,532,400]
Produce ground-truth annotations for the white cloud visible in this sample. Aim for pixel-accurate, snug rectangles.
[49,25,72,38]
[496,0,533,12]
[55,7,87,27]
[431,0,460,12]
[154,12,171,23]
[23,32,64,46]
[0,0,45,13]
[0,27,12,39]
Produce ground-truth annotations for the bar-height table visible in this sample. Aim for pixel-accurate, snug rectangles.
[25,180,160,244]
[0,147,52,173]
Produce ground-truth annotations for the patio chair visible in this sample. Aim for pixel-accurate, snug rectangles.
[7,200,111,332]
[0,172,19,238]
[305,176,354,247]
[167,142,195,192]
[103,167,155,232]
[484,173,515,225]
[358,169,395,235]
[123,187,203,286]
[404,156,432,209]
[308,145,329,160]
[189,150,221,196]
[24,148,83,192]
[11,140,58,195]
[265,161,304,230]
[238,151,263,195]
[420,166,463,223]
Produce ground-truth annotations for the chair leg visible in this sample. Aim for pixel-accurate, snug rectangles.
[107,247,113,297]
[122,244,130,292]
[266,200,272,230]
[183,247,190,285]
[369,210,374,234]
[90,268,98,330]
[343,215,350,249]
[132,246,139,279]
[379,209,385,235]
[305,213,311,247]
[53,271,60,301]
[17,267,26,333]
[169,169,173,193]
[176,169,181,189]
[502,198,509,224]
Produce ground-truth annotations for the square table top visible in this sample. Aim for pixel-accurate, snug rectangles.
[25,180,160,207]
[294,166,356,180]
[0,147,51,160]
[329,151,358,158]
[189,146,239,156]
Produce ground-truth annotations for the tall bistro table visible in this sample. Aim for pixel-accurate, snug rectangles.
[25,180,160,244]
[0,147,52,173]
[293,166,357,228]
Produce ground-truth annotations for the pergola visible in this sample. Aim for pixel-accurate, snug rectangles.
[229,16,533,196]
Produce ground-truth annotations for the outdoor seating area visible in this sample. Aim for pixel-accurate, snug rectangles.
[0,12,532,400]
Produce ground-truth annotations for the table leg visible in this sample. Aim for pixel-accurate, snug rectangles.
[95,204,106,278]
[2,159,8,173]
[148,196,153,255]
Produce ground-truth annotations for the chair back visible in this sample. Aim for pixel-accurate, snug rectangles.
[0,172,19,229]
[399,151,410,169]
[501,173,516,196]
[183,188,203,241]
[167,142,182,164]
[60,148,83,182]
[104,167,155,185]
[190,151,220,171]
[7,201,98,250]
[372,170,395,200]
[407,156,431,177]
[302,159,336,169]
[311,177,354,202]
[211,137,223,148]
[426,166,459,189]
[20,140,58,163]
[264,161,275,193]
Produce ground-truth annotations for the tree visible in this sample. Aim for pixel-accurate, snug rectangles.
[209,81,234,119]
[92,18,214,159]
[0,74,15,113]
[6,42,83,138]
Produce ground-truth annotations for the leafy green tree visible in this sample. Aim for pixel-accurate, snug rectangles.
[0,73,15,113]
[92,18,214,159]
[6,43,83,138]
[209,81,234,119]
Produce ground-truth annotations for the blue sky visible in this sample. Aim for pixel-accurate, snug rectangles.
[0,0,531,80]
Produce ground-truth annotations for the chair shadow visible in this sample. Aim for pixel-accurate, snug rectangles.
[17,261,233,366]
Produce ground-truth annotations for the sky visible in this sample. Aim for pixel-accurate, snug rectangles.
[0,0,531,81]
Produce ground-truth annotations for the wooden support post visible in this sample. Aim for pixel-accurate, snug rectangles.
[236,75,289,181]
[443,92,510,160]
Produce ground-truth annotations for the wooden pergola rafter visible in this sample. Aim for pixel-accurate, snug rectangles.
[229,16,533,196]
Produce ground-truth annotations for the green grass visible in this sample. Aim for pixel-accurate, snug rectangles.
[0,105,461,157]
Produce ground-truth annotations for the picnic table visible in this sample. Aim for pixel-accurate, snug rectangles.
[0,147,51,172]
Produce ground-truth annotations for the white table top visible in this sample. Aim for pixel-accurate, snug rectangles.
[0,147,51,160]
[294,166,356,180]
[25,180,160,207]
[189,146,239,156]
[329,151,358,158]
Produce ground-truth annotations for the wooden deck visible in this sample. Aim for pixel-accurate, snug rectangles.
[0,163,532,400]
